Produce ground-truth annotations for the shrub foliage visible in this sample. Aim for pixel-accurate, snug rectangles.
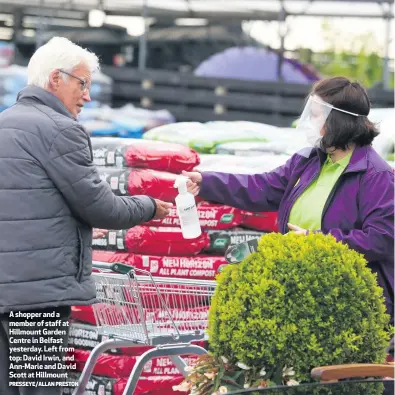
[208,232,391,383]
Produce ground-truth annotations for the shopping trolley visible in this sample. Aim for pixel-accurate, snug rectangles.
[73,261,216,395]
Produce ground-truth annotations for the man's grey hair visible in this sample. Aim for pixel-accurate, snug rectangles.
[27,37,100,88]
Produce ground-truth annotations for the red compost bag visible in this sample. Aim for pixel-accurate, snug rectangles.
[196,201,243,229]
[91,137,200,173]
[98,167,178,202]
[93,250,227,280]
[65,372,183,395]
[146,201,243,230]
[72,349,199,378]
[241,211,279,232]
[71,306,96,326]
[92,226,209,256]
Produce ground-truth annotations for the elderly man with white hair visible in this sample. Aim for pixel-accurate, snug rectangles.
[0,37,172,394]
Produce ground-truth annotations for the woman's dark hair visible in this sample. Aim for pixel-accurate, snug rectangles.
[311,76,379,150]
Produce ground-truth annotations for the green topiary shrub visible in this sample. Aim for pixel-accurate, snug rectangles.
[208,232,392,386]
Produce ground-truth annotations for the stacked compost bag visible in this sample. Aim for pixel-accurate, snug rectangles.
[89,135,280,279]
[140,120,295,241]
[89,135,280,277]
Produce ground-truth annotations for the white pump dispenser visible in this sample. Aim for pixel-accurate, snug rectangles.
[174,176,202,239]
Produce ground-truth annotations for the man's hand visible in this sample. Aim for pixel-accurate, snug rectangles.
[181,170,203,196]
[287,223,308,235]
[93,229,108,239]
[153,199,173,219]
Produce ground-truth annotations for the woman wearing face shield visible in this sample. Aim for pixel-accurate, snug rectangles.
[183,76,394,323]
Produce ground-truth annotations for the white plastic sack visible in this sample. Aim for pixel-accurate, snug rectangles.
[143,122,274,153]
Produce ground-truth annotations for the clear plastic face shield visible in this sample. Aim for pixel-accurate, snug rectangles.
[296,95,359,154]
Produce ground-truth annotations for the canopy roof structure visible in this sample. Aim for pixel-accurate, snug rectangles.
[0,0,393,88]
[0,0,393,20]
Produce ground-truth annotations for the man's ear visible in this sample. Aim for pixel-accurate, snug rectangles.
[48,69,61,90]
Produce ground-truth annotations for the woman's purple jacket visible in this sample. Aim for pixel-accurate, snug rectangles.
[199,146,394,321]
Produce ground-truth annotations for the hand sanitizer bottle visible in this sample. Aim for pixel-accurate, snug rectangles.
[174,176,202,239]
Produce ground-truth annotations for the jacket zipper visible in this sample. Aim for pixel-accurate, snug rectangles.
[282,170,320,233]
[76,228,84,282]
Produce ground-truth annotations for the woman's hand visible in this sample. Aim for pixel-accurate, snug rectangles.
[182,170,203,196]
[93,228,108,239]
[287,223,308,235]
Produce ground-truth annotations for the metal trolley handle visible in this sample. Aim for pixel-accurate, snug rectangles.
[92,260,132,274]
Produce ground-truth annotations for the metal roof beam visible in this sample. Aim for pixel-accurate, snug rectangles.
[0,1,392,20]
[0,5,88,20]
[105,7,281,20]
[287,10,393,17]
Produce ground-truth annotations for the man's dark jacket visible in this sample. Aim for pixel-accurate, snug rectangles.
[0,86,156,313]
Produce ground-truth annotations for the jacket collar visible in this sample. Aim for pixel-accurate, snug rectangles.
[17,85,75,120]
[346,145,369,173]
[315,146,368,173]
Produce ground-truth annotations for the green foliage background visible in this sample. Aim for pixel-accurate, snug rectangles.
[297,20,394,88]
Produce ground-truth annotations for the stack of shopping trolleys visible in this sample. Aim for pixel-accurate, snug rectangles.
[73,261,216,395]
